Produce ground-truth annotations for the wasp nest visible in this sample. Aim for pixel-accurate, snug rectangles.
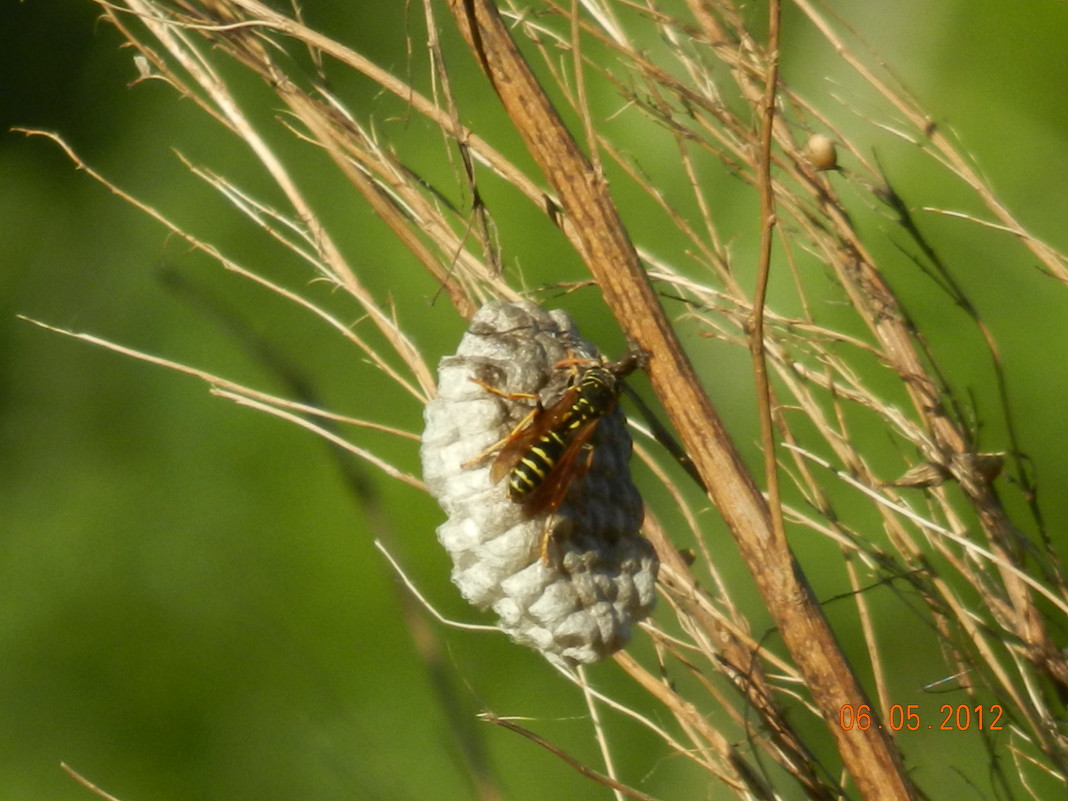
[421,301,658,666]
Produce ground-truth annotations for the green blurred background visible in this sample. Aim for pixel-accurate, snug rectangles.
[3,2,1068,800]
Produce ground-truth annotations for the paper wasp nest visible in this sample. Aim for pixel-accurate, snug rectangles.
[421,301,658,665]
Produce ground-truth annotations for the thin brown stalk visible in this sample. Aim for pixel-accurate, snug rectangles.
[750,0,785,548]
[479,712,668,801]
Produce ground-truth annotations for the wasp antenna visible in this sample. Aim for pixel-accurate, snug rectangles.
[607,341,649,378]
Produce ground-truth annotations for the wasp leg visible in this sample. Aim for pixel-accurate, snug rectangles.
[538,520,555,565]
[460,406,539,470]
[460,377,542,470]
[468,377,539,403]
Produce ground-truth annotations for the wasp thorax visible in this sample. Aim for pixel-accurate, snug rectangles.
[421,301,658,666]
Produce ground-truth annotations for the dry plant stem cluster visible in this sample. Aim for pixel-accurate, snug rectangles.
[39,0,1068,800]
[449,2,911,799]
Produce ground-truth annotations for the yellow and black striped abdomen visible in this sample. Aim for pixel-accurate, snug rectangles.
[508,429,569,498]
[507,366,619,501]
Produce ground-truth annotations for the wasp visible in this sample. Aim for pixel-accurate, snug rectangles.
[467,352,642,562]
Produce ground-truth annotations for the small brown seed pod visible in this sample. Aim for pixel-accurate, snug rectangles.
[421,301,658,666]
[804,133,838,171]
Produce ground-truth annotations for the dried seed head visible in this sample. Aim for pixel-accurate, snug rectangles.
[804,133,838,171]
[421,301,658,666]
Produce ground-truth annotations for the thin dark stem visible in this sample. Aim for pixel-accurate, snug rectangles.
[479,712,667,801]
[750,0,786,546]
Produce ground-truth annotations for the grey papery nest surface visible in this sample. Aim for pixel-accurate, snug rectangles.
[421,301,658,666]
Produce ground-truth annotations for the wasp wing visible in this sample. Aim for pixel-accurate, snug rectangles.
[519,416,601,515]
[488,385,580,484]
